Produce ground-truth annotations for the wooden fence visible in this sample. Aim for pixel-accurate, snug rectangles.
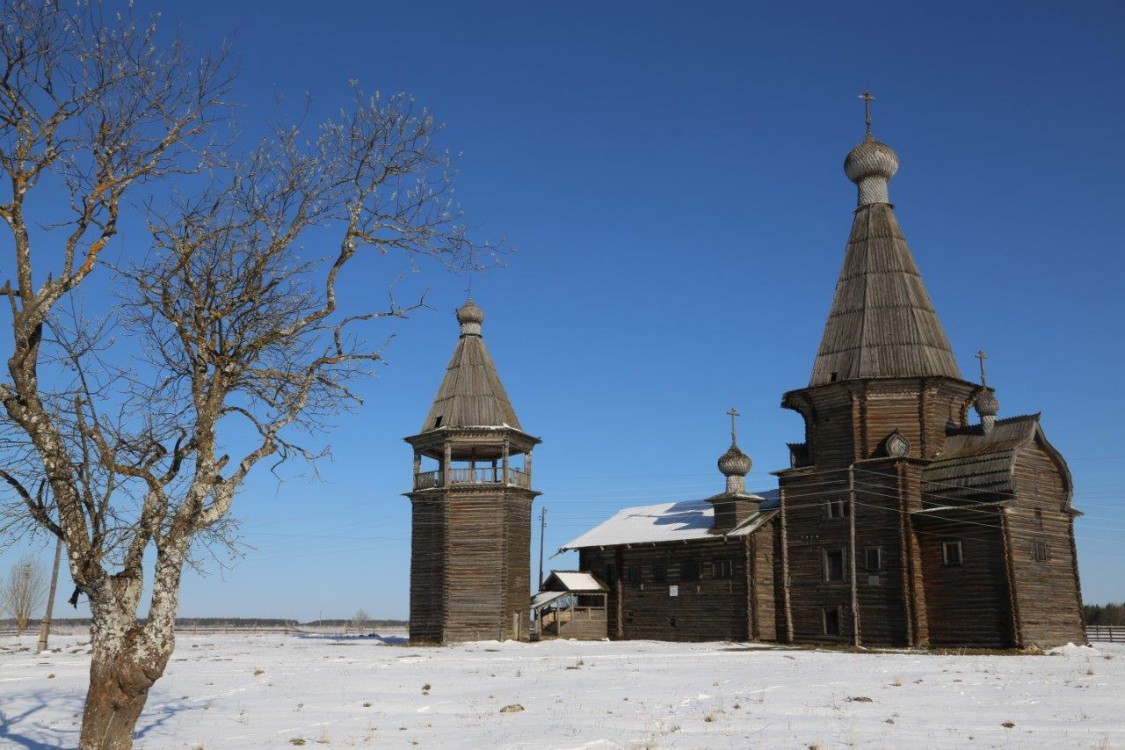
[1086,625,1125,643]
[1084,625,1120,643]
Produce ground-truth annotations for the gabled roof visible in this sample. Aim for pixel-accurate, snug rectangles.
[545,571,606,593]
[920,415,1072,506]
[560,490,779,550]
[531,571,607,608]
[809,202,962,386]
[420,301,523,432]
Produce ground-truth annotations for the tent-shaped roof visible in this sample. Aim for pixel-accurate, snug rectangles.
[560,490,779,550]
[809,131,961,386]
[420,300,523,432]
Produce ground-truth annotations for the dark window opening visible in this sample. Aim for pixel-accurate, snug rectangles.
[942,540,963,566]
[626,563,641,585]
[714,558,734,579]
[830,372,838,383]
[865,546,883,571]
[668,617,677,628]
[652,561,668,584]
[604,563,617,585]
[823,608,840,636]
[433,416,443,428]
[825,549,846,582]
[1032,541,1051,562]
[681,560,700,582]
[1035,508,1044,531]
[826,498,849,519]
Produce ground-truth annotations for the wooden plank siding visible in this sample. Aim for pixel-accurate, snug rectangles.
[408,487,535,643]
[408,497,446,643]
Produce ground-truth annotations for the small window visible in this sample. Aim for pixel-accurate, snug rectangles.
[826,498,849,519]
[714,558,734,579]
[652,561,667,584]
[823,607,841,636]
[433,416,443,428]
[626,563,641,585]
[864,546,883,571]
[681,560,700,582]
[1035,508,1044,531]
[824,549,846,582]
[1032,541,1050,562]
[604,563,617,584]
[942,540,963,566]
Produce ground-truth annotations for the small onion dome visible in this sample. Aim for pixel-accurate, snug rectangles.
[718,443,752,477]
[974,388,1000,418]
[456,299,484,335]
[844,133,899,206]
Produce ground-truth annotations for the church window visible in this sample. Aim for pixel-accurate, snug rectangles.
[824,548,846,582]
[681,560,701,582]
[433,416,442,428]
[826,498,849,519]
[714,558,734,579]
[604,563,617,584]
[626,563,641,584]
[865,546,883,571]
[1032,541,1051,562]
[942,540,963,566]
[652,561,668,583]
[823,607,841,636]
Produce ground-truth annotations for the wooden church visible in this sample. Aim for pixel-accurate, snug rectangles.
[406,99,1086,649]
[559,102,1084,649]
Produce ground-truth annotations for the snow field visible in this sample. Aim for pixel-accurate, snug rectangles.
[1,633,1122,748]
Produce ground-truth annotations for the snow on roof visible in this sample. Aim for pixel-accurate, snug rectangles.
[530,590,568,608]
[560,492,777,550]
[549,571,605,592]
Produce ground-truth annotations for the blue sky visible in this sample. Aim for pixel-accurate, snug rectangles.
[4,1,1124,620]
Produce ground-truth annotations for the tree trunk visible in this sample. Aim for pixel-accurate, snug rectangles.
[80,645,169,750]
[78,570,178,750]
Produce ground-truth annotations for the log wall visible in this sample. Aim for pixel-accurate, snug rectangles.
[408,487,535,643]
[578,524,778,642]
[916,509,1013,648]
[1005,446,1085,647]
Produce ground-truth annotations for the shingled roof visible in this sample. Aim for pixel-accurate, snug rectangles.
[808,132,961,386]
[920,415,1070,505]
[420,300,523,432]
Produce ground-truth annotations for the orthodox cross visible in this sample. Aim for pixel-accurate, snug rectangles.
[727,407,740,445]
[859,90,876,134]
[975,349,989,386]
[465,245,476,299]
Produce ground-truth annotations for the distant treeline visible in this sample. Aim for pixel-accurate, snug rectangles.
[305,619,408,628]
[1084,603,1125,626]
[3,618,408,628]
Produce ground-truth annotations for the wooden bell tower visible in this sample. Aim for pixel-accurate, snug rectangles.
[404,300,541,643]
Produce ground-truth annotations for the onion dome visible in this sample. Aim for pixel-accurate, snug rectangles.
[718,444,752,477]
[845,132,899,207]
[974,388,999,418]
[456,299,484,336]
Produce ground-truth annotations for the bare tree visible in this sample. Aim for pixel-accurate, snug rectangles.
[1,554,47,634]
[0,3,486,748]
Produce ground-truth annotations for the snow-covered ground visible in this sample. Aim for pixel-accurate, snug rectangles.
[2,633,1122,749]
